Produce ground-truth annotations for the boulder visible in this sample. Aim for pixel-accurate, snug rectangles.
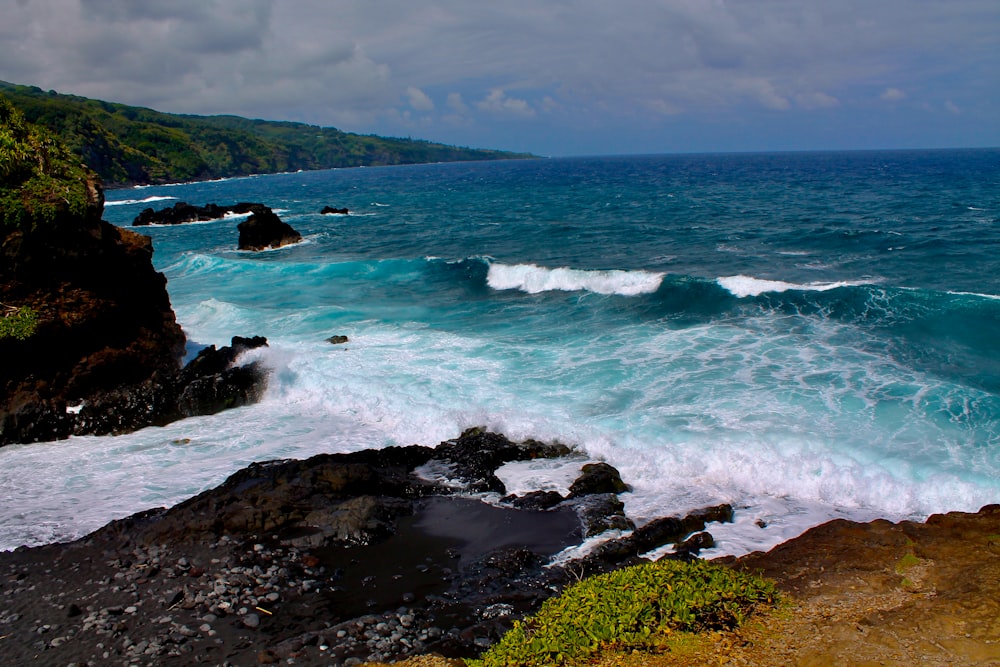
[320,206,349,215]
[237,205,302,250]
[568,462,631,497]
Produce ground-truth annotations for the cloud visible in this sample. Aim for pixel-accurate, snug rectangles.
[447,92,469,114]
[796,91,839,109]
[476,89,535,118]
[0,1,996,153]
[945,100,961,114]
[406,86,434,112]
[880,87,907,102]
[738,78,791,111]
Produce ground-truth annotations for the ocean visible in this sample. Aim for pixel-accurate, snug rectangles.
[2,149,998,556]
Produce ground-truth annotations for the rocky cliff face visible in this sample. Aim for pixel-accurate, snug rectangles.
[0,94,266,445]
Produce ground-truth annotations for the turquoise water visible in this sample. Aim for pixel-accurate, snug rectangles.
[2,150,999,554]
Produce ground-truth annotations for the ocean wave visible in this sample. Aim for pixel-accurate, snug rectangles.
[104,195,177,207]
[487,263,665,296]
[717,275,870,298]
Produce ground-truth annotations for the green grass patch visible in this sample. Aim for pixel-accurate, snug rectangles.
[894,552,921,574]
[470,559,778,667]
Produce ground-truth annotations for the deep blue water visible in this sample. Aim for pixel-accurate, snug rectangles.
[2,149,999,554]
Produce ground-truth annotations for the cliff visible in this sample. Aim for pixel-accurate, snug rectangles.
[0,94,267,445]
[0,80,535,187]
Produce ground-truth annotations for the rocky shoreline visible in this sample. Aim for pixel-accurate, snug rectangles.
[3,430,999,666]
[0,429,735,666]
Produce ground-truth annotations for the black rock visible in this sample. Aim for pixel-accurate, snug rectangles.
[568,462,630,497]
[133,202,259,226]
[321,206,350,215]
[237,205,302,251]
[503,490,565,511]
[432,428,572,494]
[564,493,635,537]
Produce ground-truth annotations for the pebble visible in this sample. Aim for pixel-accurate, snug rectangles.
[243,613,260,628]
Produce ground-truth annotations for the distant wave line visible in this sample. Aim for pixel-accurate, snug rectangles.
[104,196,177,207]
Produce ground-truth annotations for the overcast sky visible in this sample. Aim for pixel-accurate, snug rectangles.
[1,0,997,156]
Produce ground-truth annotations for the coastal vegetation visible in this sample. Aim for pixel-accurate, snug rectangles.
[0,80,534,187]
[471,559,778,667]
[0,93,97,231]
[0,305,38,340]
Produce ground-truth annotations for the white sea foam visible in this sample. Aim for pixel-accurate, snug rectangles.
[487,263,664,296]
[717,275,867,297]
[104,195,177,207]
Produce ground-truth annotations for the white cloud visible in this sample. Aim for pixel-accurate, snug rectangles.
[476,89,535,117]
[796,91,839,109]
[945,100,961,114]
[738,78,791,111]
[880,87,907,102]
[406,86,434,111]
[447,92,469,113]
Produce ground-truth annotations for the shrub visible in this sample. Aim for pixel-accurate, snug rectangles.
[472,559,778,667]
[0,306,39,340]
[0,93,96,231]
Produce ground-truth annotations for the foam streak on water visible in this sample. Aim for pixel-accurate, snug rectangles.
[2,151,999,554]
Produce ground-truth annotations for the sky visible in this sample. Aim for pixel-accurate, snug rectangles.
[1,0,997,156]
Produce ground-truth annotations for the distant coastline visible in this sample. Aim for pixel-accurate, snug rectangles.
[0,80,536,188]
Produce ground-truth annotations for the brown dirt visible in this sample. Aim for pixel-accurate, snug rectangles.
[588,504,1000,667]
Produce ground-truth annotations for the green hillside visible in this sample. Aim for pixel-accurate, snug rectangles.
[0,81,534,186]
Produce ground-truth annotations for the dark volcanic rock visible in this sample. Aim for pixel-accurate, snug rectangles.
[0,111,270,446]
[2,336,271,444]
[0,168,186,444]
[132,201,259,226]
[431,427,573,493]
[564,492,635,537]
[320,206,349,215]
[0,429,753,665]
[237,205,302,250]
[503,490,566,511]
[326,334,349,344]
[578,502,735,572]
[568,461,631,497]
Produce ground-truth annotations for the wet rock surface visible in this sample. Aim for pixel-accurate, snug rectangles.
[1,335,270,445]
[132,202,261,226]
[237,205,302,251]
[0,429,735,666]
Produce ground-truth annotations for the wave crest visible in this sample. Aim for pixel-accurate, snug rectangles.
[717,275,869,298]
[104,195,177,207]
[487,263,665,296]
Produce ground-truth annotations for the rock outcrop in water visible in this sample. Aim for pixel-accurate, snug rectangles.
[0,96,269,446]
[132,201,260,226]
[237,205,302,251]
